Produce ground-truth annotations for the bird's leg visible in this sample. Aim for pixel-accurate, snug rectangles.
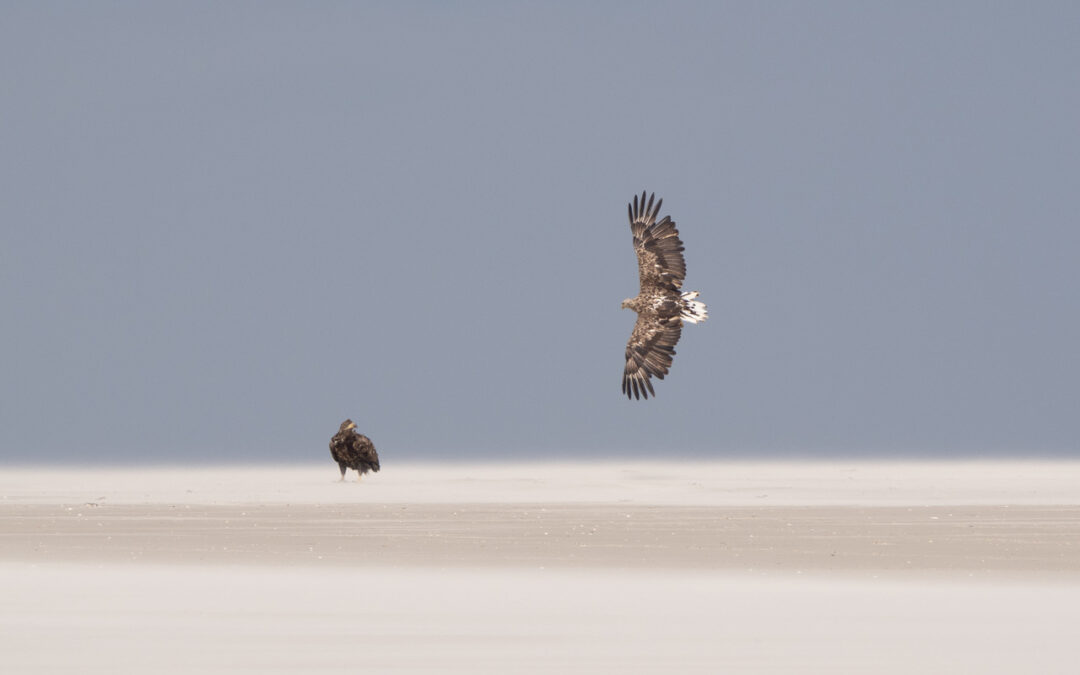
[338,463,346,482]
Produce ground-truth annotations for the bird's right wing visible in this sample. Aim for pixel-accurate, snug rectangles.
[354,434,379,464]
[622,314,683,400]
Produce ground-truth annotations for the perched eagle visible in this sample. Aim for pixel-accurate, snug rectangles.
[329,419,380,481]
[621,191,708,400]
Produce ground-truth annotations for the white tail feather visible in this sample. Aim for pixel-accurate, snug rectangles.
[680,291,708,323]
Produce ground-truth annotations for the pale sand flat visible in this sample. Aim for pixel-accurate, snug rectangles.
[3,564,1080,674]
[2,460,1079,506]
[2,461,1079,673]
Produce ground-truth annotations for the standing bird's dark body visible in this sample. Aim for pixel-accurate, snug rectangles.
[329,419,380,482]
[620,192,708,400]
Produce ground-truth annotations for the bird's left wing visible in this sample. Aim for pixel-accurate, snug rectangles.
[629,191,687,292]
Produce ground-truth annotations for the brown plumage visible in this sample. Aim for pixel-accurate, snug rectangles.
[620,192,708,400]
[329,419,380,481]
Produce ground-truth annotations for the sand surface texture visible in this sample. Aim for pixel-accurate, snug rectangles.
[3,461,1079,673]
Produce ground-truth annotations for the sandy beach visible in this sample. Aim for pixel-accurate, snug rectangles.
[3,460,1079,673]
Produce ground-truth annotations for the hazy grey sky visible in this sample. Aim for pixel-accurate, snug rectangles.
[3,2,1078,463]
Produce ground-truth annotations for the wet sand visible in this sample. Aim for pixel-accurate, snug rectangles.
[4,502,1079,574]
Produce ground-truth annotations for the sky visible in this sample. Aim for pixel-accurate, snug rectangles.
[2,2,1078,464]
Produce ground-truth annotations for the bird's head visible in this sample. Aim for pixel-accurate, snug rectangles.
[339,419,357,432]
[621,298,633,310]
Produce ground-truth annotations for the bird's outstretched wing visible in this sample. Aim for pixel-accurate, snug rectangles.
[622,314,683,400]
[630,191,686,292]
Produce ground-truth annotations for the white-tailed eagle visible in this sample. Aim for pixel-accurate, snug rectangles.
[621,192,708,400]
[329,419,380,481]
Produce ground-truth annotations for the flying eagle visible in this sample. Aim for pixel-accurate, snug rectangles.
[621,191,708,400]
[329,419,380,481]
